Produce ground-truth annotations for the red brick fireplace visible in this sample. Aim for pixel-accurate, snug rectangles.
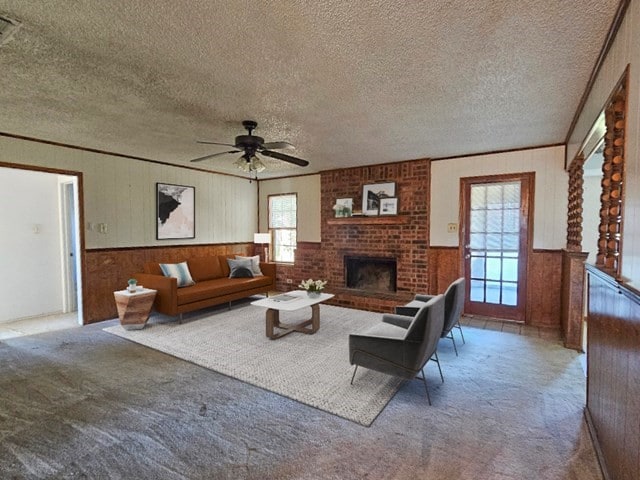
[276,158,431,313]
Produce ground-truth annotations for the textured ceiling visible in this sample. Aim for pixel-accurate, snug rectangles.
[0,0,620,178]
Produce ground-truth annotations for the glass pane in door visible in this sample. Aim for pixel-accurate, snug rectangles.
[468,181,521,306]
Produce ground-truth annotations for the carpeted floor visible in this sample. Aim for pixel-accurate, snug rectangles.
[104,304,402,426]
[0,300,603,479]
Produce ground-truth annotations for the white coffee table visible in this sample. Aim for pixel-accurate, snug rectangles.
[251,290,335,340]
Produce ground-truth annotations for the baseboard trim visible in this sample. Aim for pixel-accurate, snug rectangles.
[584,407,611,480]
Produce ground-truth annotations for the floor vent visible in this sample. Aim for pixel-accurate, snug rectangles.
[0,15,21,47]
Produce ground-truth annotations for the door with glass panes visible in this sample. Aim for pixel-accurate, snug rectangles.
[461,173,532,321]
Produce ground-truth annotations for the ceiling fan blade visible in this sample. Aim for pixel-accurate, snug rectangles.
[196,141,236,147]
[262,141,294,150]
[260,150,309,167]
[190,150,240,162]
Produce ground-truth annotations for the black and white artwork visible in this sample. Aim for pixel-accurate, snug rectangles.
[362,182,396,216]
[156,183,195,239]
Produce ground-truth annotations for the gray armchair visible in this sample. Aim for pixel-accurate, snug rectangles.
[349,294,445,404]
[397,278,465,355]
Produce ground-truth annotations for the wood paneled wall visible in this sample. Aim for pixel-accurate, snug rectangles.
[561,250,588,350]
[585,264,640,480]
[525,249,563,327]
[427,247,459,295]
[427,247,562,327]
[84,243,252,324]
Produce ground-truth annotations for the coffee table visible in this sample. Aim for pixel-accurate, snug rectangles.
[251,290,335,340]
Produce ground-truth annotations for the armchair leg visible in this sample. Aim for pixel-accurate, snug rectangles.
[350,365,359,385]
[432,351,444,383]
[418,368,432,406]
[456,321,466,344]
[448,332,458,356]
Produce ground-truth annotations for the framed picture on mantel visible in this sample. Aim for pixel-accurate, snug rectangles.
[379,197,398,215]
[362,182,396,216]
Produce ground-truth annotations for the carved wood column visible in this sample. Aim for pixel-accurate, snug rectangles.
[596,84,626,276]
[562,154,587,350]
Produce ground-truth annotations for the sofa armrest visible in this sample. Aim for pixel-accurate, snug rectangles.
[133,273,178,316]
[260,262,276,279]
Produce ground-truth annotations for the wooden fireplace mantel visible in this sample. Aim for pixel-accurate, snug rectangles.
[326,215,410,225]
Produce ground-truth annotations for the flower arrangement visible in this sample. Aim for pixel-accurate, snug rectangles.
[299,278,327,292]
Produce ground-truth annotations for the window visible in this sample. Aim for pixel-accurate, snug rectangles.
[268,193,297,263]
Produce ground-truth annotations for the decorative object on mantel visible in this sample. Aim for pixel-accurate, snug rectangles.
[127,278,138,293]
[333,198,353,217]
[379,197,398,215]
[254,232,271,262]
[299,278,328,298]
[362,182,396,216]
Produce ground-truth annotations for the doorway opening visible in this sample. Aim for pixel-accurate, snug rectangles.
[0,164,83,332]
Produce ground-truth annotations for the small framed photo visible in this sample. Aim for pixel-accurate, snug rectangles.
[333,198,353,217]
[379,197,398,215]
[156,183,195,239]
[362,182,396,216]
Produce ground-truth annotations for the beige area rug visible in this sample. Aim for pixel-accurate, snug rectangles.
[104,303,402,426]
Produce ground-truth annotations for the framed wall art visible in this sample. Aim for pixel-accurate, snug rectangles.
[333,198,353,217]
[156,183,195,239]
[362,182,396,216]
[379,197,398,215]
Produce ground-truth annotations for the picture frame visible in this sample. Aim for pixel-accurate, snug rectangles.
[379,197,398,215]
[333,198,353,217]
[362,182,396,216]
[156,183,195,239]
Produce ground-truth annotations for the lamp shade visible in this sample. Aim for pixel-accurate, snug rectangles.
[254,233,271,244]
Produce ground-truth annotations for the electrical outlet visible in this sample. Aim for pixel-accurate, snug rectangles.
[447,223,458,233]
[286,279,293,284]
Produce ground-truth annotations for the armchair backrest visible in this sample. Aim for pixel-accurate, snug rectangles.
[442,277,465,337]
[404,294,445,369]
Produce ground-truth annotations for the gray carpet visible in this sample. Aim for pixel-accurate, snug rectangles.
[0,302,603,479]
[104,304,402,426]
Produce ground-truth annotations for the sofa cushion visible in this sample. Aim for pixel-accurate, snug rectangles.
[159,262,195,287]
[176,276,273,305]
[218,255,234,277]
[235,255,263,276]
[188,257,224,282]
[227,258,254,278]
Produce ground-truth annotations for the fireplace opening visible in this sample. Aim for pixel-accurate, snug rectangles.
[345,256,397,293]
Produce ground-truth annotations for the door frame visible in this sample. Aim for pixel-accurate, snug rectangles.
[459,172,535,322]
[0,160,87,324]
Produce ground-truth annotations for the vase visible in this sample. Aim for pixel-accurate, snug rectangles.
[307,290,321,299]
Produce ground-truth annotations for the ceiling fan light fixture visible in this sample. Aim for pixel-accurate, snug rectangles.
[234,154,266,173]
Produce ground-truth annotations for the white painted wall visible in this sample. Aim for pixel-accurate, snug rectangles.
[0,168,64,322]
[566,1,640,288]
[258,175,321,242]
[430,145,567,249]
[0,136,258,248]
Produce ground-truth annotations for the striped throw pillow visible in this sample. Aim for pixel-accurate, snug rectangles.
[159,261,195,287]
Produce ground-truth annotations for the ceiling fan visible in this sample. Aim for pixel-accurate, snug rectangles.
[190,120,309,174]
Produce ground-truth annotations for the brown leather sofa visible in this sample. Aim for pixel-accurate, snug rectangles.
[133,255,276,318]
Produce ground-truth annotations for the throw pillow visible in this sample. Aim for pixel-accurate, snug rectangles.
[227,258,255,278]
[159,261,195,287]
[235,255,263,276]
